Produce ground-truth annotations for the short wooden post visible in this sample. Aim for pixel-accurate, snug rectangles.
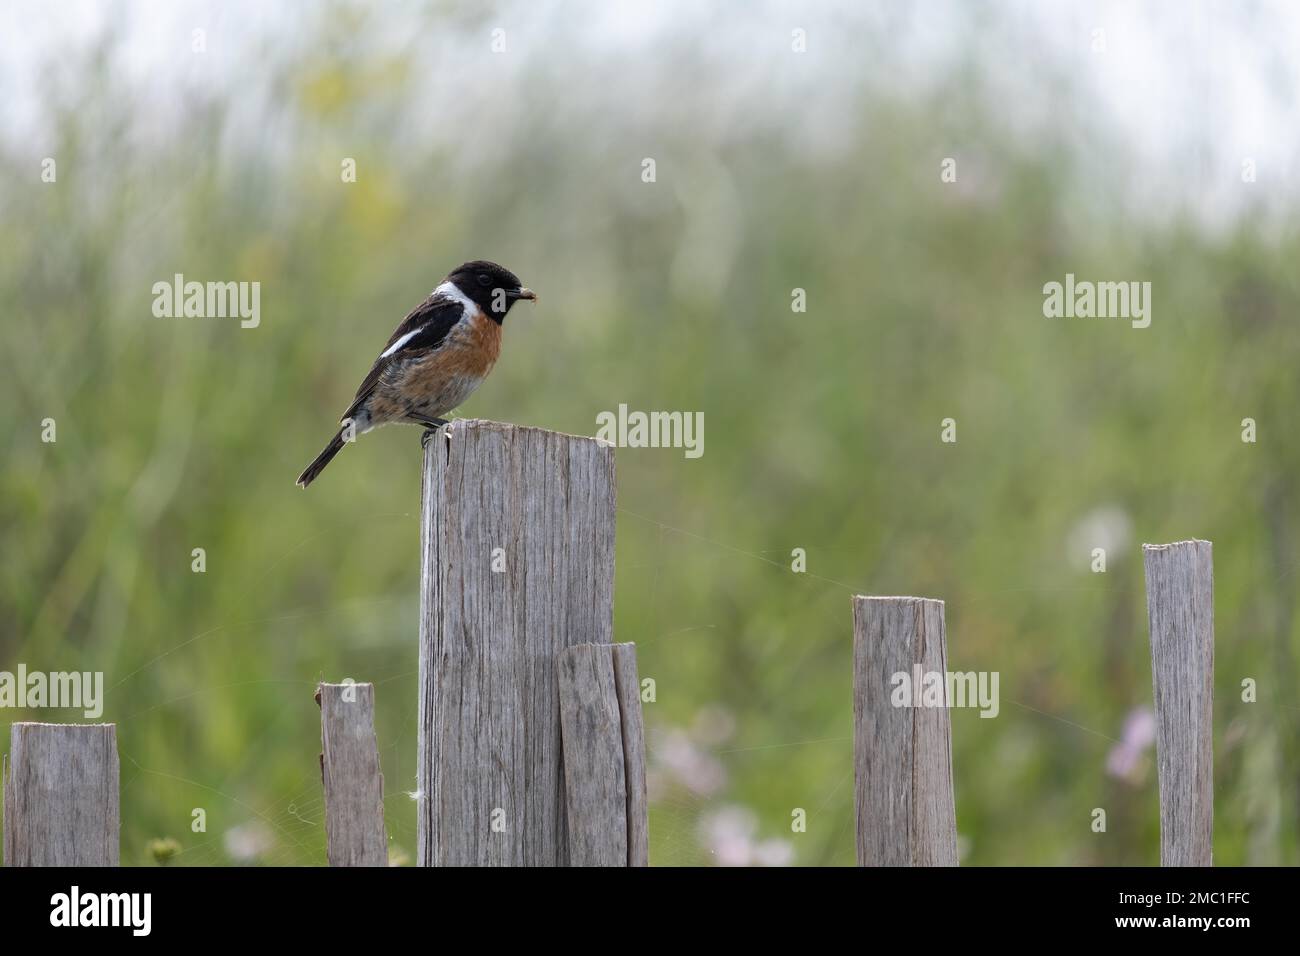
[557,642,649,866]
[852,596,958,866]
[418,420,616,866]
[3,723,119,866]
[317,682,388,867]
[1143,540,1214,867]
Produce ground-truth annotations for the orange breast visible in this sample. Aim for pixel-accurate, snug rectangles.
[448,309,501,376]
[373,308,503,422]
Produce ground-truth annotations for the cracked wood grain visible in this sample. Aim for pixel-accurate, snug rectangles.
[318,682,388,866]
[3,723,119,866]
[557,642,649,866]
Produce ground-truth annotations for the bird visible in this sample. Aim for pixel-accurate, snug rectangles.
[296,259,536,488]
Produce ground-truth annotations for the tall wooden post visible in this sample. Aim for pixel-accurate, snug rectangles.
[852,596,958,866]
[417,420,616,866]
[1143,540,1214,866]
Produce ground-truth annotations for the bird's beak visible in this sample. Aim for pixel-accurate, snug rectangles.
[512,287,537,302]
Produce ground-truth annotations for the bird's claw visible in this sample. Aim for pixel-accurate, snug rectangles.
[421,420,454,448]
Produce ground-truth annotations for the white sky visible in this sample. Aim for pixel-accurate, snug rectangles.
[2,0,1297,226]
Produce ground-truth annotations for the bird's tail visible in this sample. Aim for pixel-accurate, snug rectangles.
[296,429,347,488]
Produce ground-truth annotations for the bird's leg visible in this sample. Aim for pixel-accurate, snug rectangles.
[414,414,452,447]
[408,413,450,429]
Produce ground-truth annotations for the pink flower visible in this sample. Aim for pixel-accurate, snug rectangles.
[1106,707,1156,783]
[649,727,727,796]
[698,805,795,867]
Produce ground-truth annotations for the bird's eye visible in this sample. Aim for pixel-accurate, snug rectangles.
[477,273,492,287]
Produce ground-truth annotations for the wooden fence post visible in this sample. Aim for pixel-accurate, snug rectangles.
[417,420,616,866]
[317,682,388,867]
[3,723,119,866]
[1143,539,1214,867]
[852,596,958,866]
[557,642,649,866]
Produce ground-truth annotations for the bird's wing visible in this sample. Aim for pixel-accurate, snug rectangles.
[340,295,464,423]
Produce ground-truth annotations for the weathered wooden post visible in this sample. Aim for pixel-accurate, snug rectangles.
[852,596,958,866]
[317,682,388,866]
[1143,539,1214,867]
[557,642,649,866]
[418,420,616,866]
[3,723,119,866]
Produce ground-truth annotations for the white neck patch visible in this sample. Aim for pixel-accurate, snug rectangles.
[379,281,480,359]
[431,280,478,315]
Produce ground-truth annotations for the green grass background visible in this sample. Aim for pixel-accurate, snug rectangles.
[2,3,1298,865]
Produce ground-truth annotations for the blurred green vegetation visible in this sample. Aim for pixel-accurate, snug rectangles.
[2,4,1298,866]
